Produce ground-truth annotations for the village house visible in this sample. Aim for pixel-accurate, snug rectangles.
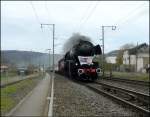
[106,50,119,64]
[123,43,149,73]
[0,65,9,73]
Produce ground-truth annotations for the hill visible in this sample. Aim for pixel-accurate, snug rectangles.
[1,50,63,68]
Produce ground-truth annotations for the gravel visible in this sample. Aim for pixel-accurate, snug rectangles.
[53,74,142,117]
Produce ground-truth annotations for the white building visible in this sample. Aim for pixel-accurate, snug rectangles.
[123,43,149,72]
[106,56,117,64]
[106,50,119,64]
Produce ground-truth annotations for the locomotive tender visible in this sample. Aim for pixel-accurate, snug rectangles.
[58,39,102,81]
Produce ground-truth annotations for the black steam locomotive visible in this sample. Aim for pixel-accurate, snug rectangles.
[58,39,102,81]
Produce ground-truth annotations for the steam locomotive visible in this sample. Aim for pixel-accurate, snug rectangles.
[58,39,102,81]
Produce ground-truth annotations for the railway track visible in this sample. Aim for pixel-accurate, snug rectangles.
[85,82,150,116]
[103,77,149,86]
[56,73,150,115]
[83,82,150,116]
[95,82,150,103]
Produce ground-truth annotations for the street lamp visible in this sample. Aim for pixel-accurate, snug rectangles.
[101,25,116,78]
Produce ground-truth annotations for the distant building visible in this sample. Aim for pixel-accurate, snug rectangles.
[106,50,119,64]
[0,65,9,73]
[17,67,28,75]
[123,43,149,72]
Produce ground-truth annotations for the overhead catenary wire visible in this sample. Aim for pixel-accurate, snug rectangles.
[115,3,147,27]
[30,1,51,46]
[105,3,147,38]
[44,1,52,23]
[73,1,92,32]
[44,1,64,43]
[78,1,92,23]
[76,1,99,32]
[30,1,41,24]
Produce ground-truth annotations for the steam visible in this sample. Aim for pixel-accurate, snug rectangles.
[63,33,92,53]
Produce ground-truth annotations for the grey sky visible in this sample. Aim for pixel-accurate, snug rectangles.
[1,1,149,54]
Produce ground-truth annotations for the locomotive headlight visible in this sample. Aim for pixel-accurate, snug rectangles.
[78,69,84,75]
[96,68,101,73]
[75,63,78,66]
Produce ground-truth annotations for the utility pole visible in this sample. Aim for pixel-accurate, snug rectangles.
[135,42,138,72]
[46,49,51,72]
[41,24,55,76]
[53,24,55,76]
[43,64,44,76]
[100,26,116,78]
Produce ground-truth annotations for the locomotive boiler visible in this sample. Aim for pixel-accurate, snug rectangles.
[58,37,102,81]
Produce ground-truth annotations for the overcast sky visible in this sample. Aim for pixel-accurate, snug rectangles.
[1,1,149,54]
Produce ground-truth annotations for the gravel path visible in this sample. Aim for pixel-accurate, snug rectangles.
[97,79,149,95]
[53,74,141,116]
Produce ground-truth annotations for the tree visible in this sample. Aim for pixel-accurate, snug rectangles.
[116,50,123,65]
[27,64,35,74]
[93,55,107,66]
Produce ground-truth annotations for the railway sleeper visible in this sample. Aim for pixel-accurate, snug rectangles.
[101,86,149,109]
[86,85,150,116]
[101,86,138,101]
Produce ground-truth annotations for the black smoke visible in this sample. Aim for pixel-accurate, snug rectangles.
[63,33,92,53]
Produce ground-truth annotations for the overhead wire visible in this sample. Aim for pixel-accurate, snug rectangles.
[30,1,41,24]
[115,3,147,27]
[79,1,92,23]
[44,1,52,23]
[44,1,62,54]
[105,3,148,38]
[30,1,50,43]
[73,1,92,32]
[77,1,99,32]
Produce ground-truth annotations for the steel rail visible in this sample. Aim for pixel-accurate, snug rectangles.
[85,84,150,116]
[95,82,149,98]
[103,77,149,86]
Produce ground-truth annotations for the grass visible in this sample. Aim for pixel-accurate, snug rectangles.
[104,71,149,82]
[1,72,17,79]
[1,96,15,114]
[1,72,18,84]
[0,73,44,115]
[1,72,42,85]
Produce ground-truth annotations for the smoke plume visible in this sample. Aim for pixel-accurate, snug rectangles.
[63,33,92,53]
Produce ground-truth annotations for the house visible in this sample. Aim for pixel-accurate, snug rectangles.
[106,50,119,64]
[123,43,149,72]
[17,67,28,75]
[0,65,9,73]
